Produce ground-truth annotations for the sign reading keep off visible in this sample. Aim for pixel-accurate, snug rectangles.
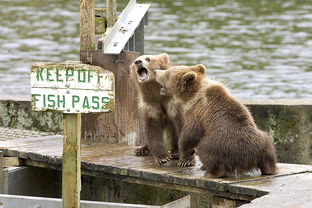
[31,62,115,113]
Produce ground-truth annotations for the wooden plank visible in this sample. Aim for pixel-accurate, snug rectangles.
[30,63,115,114]
[0,152,3,194]
[106,0,116,29]
[3,157,23,168]
[31,88,114,114]
[80,50,142,144]
[62,114,81,208]
[0,135,63,152]
[2,136,312,206]
[31,63,114,90]
[238,173,312,208]
[80,0,95,50]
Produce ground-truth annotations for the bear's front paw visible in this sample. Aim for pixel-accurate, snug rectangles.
[154,155,170,164]
[178,157,196,167]
[135,145,150,156]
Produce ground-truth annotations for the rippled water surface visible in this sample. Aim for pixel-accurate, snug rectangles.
[0,0,311,98]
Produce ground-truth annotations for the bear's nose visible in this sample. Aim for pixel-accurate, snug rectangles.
[135,60,142,65]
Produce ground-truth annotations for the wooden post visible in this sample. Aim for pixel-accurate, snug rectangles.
[62,114,81,208]
[0,151,4,194]
[31,63,114,207]
[75,1,96,206]
[80,0,95,50]
[106,0,116,29]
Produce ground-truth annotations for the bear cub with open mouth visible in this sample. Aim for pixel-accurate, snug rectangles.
[155,64,277,177]
[130,53,183,164]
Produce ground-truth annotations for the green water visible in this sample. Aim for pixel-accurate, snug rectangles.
[0,0,311,98]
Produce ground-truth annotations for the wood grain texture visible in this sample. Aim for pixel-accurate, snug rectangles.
[80,0,95,50]
[0,151,3,194]
[106,0,116,29]
[1,136,312,207]
[95,8,106,35]
[3,157,22,167]
[80,50,142,145]
[62,114,81,208]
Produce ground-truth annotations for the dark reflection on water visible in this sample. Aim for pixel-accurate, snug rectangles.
[0,0,311,98]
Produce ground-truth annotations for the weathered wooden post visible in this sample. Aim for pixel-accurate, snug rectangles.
[106,0,117,29]
[31,63,115,208]
[62,113,81,208]
[0,151,3,194]
[80,0,149,145]
[80,0,95,51]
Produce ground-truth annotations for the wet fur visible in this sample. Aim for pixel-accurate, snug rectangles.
[130,54,183,164]
[155,65,277,176]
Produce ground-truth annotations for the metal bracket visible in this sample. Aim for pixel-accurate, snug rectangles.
[103,0,150,54]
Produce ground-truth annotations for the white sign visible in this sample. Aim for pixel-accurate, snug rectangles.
[31,62,115,113]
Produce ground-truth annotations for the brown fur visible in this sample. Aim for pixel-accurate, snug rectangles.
[155,64,277,177]
[130,53,183,164]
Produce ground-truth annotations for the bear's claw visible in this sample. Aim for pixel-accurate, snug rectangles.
[178,159,196,167]
[156,157,170,164]
[135,145,150,156]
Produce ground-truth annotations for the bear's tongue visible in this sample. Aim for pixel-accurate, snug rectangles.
[137,68,148,81]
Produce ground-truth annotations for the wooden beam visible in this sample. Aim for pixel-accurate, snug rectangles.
[62,114,81,208]
[106,0,117,29]
[80,0,95,50]
[0,152,3,194]
[3,157,23,168]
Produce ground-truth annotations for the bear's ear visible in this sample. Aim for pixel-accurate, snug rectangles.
[192,64,206,74]
[183,71,197,85]
[159,53,170,68]
[160,53,169,62]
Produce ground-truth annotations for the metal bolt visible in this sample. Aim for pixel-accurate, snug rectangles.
[65,83,70,88]
[113,42,118,46]
[66,90,70,94]
[121,27,128,33]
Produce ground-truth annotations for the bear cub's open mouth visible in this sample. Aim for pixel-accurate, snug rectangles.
[137,67,149,82]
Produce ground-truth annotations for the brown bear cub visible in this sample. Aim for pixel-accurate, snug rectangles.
[154,64,277,177]
[130,53,183,164]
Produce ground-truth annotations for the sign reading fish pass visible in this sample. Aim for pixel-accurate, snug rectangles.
[31,62,115,113]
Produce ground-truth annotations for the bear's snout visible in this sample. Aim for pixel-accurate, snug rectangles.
[135,60,142,65]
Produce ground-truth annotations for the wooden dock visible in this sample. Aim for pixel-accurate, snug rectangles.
[0,128,312,207]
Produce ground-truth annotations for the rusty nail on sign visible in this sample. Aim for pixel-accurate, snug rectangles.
[31,62,115,114]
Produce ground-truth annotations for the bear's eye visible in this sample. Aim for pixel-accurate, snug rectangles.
[145,57,150,62]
